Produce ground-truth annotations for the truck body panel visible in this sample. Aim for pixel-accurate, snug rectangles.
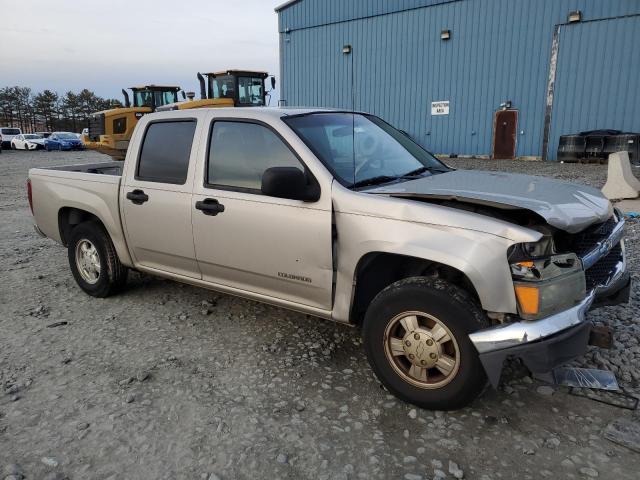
[29,166,133,267]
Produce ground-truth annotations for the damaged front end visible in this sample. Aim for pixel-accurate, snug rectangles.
[469,209,630,387]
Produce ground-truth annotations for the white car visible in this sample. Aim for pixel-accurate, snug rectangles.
[11,133,45,150]
[0,127,22,148]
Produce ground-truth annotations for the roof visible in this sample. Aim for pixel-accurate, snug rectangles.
[203,70,269,78]
[274,0,302,12]
[143,106,337,123]
[129,85,181,91]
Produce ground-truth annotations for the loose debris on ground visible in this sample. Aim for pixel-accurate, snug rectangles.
[1,151,639,479]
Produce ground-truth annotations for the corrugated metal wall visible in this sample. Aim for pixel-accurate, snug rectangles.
[277,0,640,159]
[548,15,640,159]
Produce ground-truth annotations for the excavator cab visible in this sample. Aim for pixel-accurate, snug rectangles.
[129,85,182,109]
[84,85,182,159]
[206,70,270,106]
[157,70,275,111]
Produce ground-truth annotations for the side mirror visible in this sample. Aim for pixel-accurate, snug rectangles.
[270,76,276,90]
[261,167,320,202]
[180,90,186,100]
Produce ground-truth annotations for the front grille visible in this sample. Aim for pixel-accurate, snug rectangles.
[585,243,622,290]
[569,216,617,258]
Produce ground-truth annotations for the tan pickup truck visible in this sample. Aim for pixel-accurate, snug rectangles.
[28,108,629,409]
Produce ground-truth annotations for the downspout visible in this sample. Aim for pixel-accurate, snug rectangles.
[542,25,561,161]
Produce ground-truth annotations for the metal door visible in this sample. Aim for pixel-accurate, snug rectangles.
[493,110,518,159]
[191,117,334,310]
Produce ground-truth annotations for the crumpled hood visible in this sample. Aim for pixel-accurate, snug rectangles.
[366,170,612,233]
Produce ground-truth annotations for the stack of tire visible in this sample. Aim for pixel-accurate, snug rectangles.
[558,130,640,164]
[557,135,585,162]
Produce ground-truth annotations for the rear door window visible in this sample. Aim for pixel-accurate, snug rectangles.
[136,120,196,184]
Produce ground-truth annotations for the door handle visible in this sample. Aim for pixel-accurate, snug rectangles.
[126,189,149,205]
[195,198,225,216]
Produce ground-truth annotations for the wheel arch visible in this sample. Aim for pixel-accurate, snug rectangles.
[349,251,482,325]
[57,206,133,267]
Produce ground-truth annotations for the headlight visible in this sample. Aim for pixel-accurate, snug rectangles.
[508,235,554,261]
[508,240,586,319]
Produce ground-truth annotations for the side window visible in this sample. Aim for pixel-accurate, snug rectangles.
[136,120,196,184]
[113,117,126,134]
[207,121,303,191]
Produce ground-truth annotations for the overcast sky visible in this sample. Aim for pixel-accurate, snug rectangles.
[0,0,283,100]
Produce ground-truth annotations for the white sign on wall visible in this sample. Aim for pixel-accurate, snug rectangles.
[431,101,450,116]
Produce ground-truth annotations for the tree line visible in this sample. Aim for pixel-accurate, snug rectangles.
[0,86,122,133]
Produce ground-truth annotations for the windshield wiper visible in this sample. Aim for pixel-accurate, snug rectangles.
[350,175,400,189]
[401,166,431,177]
[402,166,449,177]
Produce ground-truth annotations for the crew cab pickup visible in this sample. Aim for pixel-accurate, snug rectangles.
[28,108,630,409]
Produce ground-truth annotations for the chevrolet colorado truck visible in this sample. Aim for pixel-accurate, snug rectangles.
[28,108,630,409]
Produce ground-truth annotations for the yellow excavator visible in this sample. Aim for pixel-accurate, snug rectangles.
[84,70,275,160]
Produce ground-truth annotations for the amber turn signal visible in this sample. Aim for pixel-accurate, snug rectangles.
[514,285,540,315]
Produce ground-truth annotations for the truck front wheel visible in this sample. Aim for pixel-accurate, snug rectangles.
[363,277,489,410]
[68,221,128,297]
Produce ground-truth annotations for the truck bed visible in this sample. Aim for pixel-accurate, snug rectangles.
[41,161,123,176]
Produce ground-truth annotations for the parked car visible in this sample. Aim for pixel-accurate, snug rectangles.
[36,131,52,139]
[11,133,45,150]
[0,127,22,148]
[44,132,85,151]
[27,108,629,409]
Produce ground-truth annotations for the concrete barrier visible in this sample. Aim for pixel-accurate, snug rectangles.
[601,151,640,200]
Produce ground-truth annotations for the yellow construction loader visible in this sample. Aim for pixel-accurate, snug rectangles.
[83,71,275,160]
[83,85,185,159]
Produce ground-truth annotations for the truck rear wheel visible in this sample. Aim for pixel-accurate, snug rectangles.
[68,221,127,297]
[363,277,489,410]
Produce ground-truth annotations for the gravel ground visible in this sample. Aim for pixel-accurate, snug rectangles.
[1,150,639,480]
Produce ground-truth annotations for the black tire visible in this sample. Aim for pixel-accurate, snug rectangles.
[363,277,489,410]
[68,221,128,297]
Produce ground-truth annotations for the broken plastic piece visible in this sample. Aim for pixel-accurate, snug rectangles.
[604,418,640,453]
[552,367,618,390]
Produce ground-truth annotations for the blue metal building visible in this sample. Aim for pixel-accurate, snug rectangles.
[275,0,640,160]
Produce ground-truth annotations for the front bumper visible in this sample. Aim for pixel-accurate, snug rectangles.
[470,219,629,386]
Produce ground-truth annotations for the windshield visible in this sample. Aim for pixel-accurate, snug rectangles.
[211,75,236,100]
[24,134,41,139]
[284,113,448,188]
[154,90,178,106]
[2,128,20,135]
[238,76,264,105]
[133,90,178,108]
[56,133,76,139]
